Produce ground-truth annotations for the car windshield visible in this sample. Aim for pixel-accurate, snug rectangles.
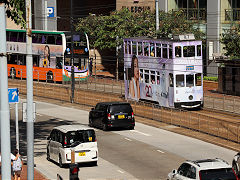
[200,168,237,180]
[110,104,132,113]
[65,130,95,147]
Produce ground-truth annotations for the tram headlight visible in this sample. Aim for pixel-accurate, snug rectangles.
[189,95,193,100]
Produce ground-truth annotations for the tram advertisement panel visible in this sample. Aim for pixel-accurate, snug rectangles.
[124,55,170,107]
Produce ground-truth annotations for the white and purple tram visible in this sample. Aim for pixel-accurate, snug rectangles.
[124,34,203,109]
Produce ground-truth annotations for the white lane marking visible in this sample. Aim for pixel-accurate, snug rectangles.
[117,170,124,174]
[132,130,151,137]
[157,150,165,153]
[125,138,132,141]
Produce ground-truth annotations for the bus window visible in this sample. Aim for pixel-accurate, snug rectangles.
[176,74,184,87]
[33,55,39,67]
[175,46,181,58]
[124,41,127,54]
[138,42,143,55]
[157,72,160,84]
[140,69,143,82]
[186,74,194,87]
[128,41,131,54]
[47,35,55,44]
[156,43,161,57]
[183,46,195,57]
[163,44,167,58]
[56,35,62,45]
[197,45,201,56]
[41,35,47,44]
[144,70,149,83]
[169,73,173,87]
[169,45,172,59]
[151,71,155,84]
[132,41,137,55]
[10,32,18,42]
[150,43,155,57]
[195,73,202,86]
[56,57,63,69]
[18,32,26,42]
[144,42,149,56]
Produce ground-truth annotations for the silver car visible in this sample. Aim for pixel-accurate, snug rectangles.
[232,152,240,178]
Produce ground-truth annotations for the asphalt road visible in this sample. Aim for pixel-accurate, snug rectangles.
[8,100,238,180]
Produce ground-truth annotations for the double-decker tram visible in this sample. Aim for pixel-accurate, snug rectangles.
[124,34,203,109]
[6,29,89,82]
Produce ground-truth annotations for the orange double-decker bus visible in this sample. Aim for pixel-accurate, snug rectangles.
[7,29,90,82]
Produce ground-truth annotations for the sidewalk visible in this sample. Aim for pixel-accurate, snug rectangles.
[0,165,47,180]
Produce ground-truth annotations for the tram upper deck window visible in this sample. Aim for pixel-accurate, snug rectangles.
[156,43,161,57]
[183,46,195,57]
[132,42,137,55]
[138,42,143,55]
[175,46,182,58]
[197,45,201,56]
[56,35,62,45]
[176,75,184,87]
[169,45,172,59]
[144,43,149,56]
[128,41,131,54]
[186,74,194,87]
[163,44,168,58]
[150,43,155,57]
[144,70,150,83]
[18,32,26,42]
[195,73,202,86]
[10,32,18,42]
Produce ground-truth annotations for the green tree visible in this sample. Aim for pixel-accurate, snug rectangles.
[76,9,205,50]
[221,25,240,59]
[4,0,25,27]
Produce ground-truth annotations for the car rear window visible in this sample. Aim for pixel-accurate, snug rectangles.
[65,130,96,147]
[200,168,237,180]
[109,104,133,113]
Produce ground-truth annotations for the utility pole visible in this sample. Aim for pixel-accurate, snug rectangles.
[70,0,75,103]
[155,0,159,31]
[0,2,11,179]
[26,0,34,179]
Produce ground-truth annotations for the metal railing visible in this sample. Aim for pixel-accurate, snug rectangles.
[225,8,240,21]
[8,78,240,145]
[172,8,206,21]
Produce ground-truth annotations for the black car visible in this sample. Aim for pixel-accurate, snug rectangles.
[89,102,135,131]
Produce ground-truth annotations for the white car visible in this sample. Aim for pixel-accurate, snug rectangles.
[168,158,238,180]
[46,125,98,167]
[232,152,240,178]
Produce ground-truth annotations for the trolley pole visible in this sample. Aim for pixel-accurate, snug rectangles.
[0,2,12,179]
[155,0,159,31]
[70,0,75,103]
[26,0,34,179]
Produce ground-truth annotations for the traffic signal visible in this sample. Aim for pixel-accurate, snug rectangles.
[69,163,79,180]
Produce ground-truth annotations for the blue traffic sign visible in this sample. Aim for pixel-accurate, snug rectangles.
[8,88,19,103]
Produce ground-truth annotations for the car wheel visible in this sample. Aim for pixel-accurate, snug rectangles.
[59,154,63,168]
[91,161,98,166]
[129,126,134,130]
[46,147,50,161]
[89,118,93,127]
[103,124,108,131]
[233,161,239,175]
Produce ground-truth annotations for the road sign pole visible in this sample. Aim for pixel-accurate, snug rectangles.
[0,2,11,179]
[15,103,19,151]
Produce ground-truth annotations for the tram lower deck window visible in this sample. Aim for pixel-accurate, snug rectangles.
[195,73,202,86]
[186,74,194,87]
[176,75,184,87]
